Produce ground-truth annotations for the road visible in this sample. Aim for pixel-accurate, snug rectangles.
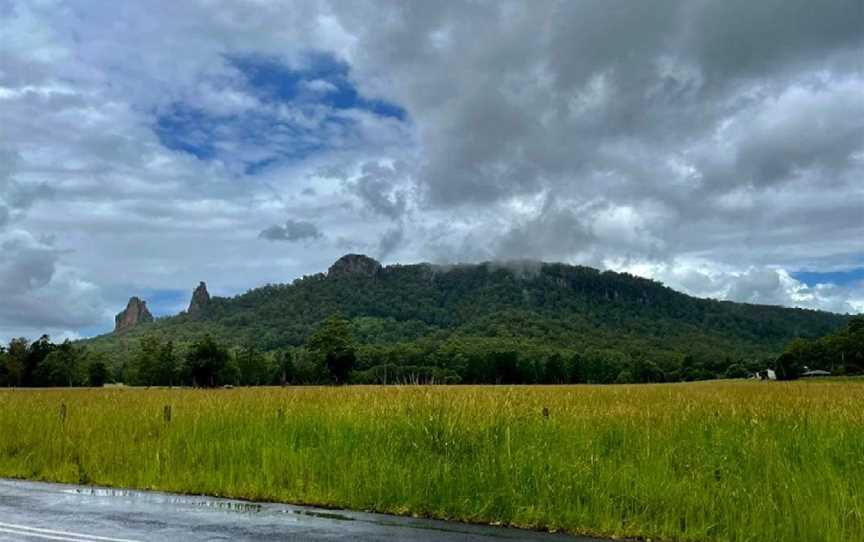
[0,479,603,541]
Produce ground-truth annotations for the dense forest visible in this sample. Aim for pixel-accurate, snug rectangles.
[773,317,864,379]
[1,254,856,387]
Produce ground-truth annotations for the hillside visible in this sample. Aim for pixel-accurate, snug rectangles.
[82,254,850,382]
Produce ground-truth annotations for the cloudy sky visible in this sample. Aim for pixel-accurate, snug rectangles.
[1,0,862,341]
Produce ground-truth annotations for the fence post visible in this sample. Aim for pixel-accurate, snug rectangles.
[163,405,172,423]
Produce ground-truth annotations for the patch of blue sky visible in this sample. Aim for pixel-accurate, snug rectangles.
[792,267,864,287]
[139,288,189,317]
[231,52,406,121]
[154,107,220,161]
[155,51,407,171]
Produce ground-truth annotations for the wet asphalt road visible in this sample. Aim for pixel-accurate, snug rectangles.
[0,479,604,541]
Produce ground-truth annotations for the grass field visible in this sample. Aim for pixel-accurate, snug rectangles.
[1,381,862,542]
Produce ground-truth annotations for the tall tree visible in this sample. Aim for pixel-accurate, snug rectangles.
[185,335,229,387]
[236,343,267,385]
[87,354,109,387]
[0,346,8,387]
[6,338,28,387]
[307,316,356,384]
[131,336,162,386]
[155,341,179,386]
[277,349,296,385]
[543,352,568,384]
[41,340,81,387]
[25,335,55,386]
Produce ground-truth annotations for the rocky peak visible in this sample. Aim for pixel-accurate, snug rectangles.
[188,281,211,317]
[114,297,153,333]
[328,254,382,278]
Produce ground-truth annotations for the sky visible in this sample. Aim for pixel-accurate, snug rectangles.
[1,0,863,342]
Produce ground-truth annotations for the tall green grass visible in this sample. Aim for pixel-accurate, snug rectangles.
[1,382,862,541]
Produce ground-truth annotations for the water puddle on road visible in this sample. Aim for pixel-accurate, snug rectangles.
[66,488,263,513]
[49,483,580,540]
[187,500,263,513]
[69,487,359,521]
[73,488,135,497]
[293,509,355,521]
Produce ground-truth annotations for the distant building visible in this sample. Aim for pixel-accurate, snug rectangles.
[801,369,831,378]
[754,369,777,381]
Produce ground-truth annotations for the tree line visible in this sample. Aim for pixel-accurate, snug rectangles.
[4,315,816,387]
[773,316,864,379]
[0,336,109,387]
[5,315,860,388]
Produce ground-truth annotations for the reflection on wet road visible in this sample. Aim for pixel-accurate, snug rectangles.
[0,479,603,541]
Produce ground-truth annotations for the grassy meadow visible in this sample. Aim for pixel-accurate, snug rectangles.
[0,381,862,541]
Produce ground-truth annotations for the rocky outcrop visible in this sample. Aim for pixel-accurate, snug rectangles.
[328,254,382,278]
[188,281,211,317]
[114,297,153,333]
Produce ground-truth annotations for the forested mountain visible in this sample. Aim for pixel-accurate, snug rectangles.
[75,254,850,384]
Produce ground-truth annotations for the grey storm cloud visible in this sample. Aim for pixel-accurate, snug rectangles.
[495,203,596,263]
[0,236,56,293]
[0,0,862,340]
[347,161,408,220]
[1,147,55,225]
[0,232,105,331]
[376,226,404,259]
[335,0,864,209]
[333,0,863,274]
[259,219,324,242]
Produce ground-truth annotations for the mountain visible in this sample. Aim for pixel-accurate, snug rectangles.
[82,254,850,382]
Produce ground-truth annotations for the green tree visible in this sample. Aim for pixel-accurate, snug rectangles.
[41,340,81,387]
[25,335,55,386]
[307,316,356,384]
[155,341,179,386]
[129,338,179,386]
[0,346,7,387]
[87,355,109,387]
[679,354,713,381]
[236,343,267,385]
[615,369,634,384]
[567,352,584,383]
[218,355,240,386]
[5,338,28,387]
[543,352,568,384]
[292,347,327,384]
[774,352,802,380]
[277,349,296,385]
[582,349,630,384]
[775,338,808,380]
[724,363,750,379]
[185,335,229,387]
[849,316,864,335]
[131,336,162,386]
[842,316,864,374]
[632,357,665,383]
[489,350,519,384]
